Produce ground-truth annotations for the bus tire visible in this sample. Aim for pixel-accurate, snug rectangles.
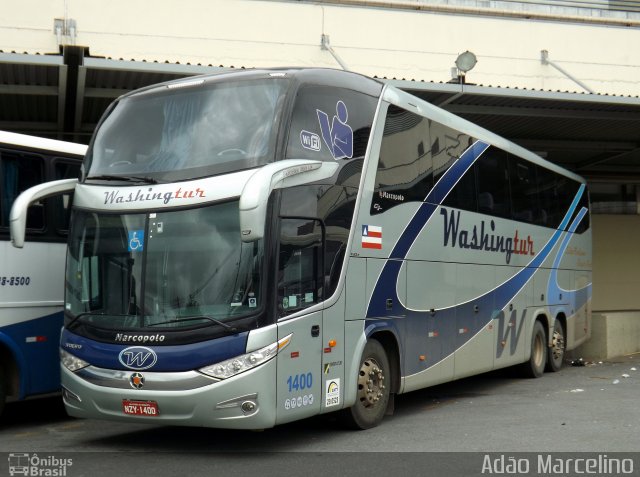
[546,319,565,372]
[342,339,390,430]
[521,320,547,378]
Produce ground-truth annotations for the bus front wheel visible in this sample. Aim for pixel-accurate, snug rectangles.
[521,320,547,378]
[342,339,390,430]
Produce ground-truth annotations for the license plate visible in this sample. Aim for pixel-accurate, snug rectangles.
[122,400,159,417]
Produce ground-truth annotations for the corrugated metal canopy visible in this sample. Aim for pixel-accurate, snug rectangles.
[1,48,639,182]
[385,80,640,181]
[0,53,66,132]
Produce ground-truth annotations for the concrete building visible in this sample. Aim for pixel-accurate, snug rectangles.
[1,0,639,357]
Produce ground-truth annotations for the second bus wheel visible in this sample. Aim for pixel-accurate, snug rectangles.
[546,319,566,372]
[342,339,390,430]
[521,320,547,378]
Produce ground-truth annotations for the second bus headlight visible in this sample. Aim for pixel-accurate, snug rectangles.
[199,333,292,380]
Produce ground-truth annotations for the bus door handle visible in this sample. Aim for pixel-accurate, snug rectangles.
[311,325,320,337]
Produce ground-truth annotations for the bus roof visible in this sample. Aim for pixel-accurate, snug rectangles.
[122,67,385,101]
[93,67,585,184]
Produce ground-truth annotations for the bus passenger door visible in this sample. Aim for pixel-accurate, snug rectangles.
[275,218,323,424]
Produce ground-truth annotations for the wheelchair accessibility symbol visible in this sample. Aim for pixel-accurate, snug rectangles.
[128,230,144,252]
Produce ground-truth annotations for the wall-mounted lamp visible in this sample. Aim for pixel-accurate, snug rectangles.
[451,50,477,84]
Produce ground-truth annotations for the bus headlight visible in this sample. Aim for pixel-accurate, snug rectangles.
[60,348,90,372]
[199,333,292,380]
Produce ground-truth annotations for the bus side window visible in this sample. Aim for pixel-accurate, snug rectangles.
[556,175,582,225]
[535,165,557,227]
[0,150,45,231]
[277,218,324,317]
[508,157,537,224]
[475,147,511,219]
[574,188,590,233]
[371,105,434,214]
[279,185,355,302]
[432,123,475,211]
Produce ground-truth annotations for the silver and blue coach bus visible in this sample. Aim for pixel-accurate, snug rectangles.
[10,69,591,429]
[0,131,84,416]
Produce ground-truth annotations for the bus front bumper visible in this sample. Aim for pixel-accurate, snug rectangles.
[61,359,278,429]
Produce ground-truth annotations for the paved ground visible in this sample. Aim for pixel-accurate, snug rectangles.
[1,353,639,476]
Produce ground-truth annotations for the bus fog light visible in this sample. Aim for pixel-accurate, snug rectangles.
[199,333,292,379]
[62,386,82,403]
[241,401,256,413]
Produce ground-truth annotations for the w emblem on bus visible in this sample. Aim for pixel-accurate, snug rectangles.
[118,346,158,370]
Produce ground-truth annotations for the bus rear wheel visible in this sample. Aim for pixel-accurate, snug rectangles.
[546,319,565,372]
[521,320,547,378]
[342,339,390,430]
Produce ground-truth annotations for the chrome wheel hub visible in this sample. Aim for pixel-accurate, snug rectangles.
[551,329,565,361]
[357,358,385,407]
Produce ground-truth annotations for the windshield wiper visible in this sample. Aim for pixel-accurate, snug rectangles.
[86,174,159,184]
[147,315,238,332]
[66,312,112,329]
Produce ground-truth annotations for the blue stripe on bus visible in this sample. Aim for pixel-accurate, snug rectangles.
[365,142,591,376]
[547,205,591,319]
[0,311,63,399]
[367,140,490,318]
[61,329,249,372]
[389,140,489,261]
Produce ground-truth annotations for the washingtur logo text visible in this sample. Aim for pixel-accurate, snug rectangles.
[441,208,535,264]
[103,186,205,206]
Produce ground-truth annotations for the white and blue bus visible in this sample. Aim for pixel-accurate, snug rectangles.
[0,131,85,416]
[11,69,591,429]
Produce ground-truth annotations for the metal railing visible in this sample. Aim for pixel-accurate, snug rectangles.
[308,0,640,18]
[499,1,640,12]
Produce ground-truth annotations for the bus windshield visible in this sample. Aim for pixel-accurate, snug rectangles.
[65,201,263,331]
[86,78,288,182]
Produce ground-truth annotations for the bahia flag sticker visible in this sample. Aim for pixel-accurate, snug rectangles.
[361,225,382,249]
